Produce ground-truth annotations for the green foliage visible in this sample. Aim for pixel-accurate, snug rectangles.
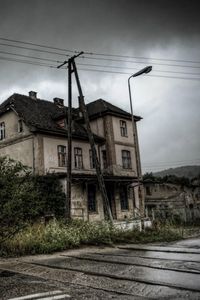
[0,156,65,243]
[0,219,183,257]
[32,174,66,218]
[0,157,39,243]
[143,172,191,187]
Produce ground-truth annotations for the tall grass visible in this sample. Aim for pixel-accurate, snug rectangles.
[0,219,183,257]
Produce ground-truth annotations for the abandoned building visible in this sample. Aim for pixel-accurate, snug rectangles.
[0,91,145,221]
[144,180,200,222]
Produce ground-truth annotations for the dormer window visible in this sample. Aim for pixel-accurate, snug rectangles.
[18,119,23,133]
[56,119,66,129]
[0,122,5,140]
[120,120,127,137]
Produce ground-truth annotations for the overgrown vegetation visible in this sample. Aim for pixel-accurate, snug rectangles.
[0,219,183,257]
[143,172,192,187]
[0,156,66,244]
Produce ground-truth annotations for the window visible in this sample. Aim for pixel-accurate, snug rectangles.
[120,120,127,137]
[56,118,66,129]
[18,119,23,133]
[122,150,131,169]
[146,186,152,196]
[102,150,107,169]
[57,145,66,167]
[74,147,83,169]
[89,149,95,169]
[0,122,5,140]
[88,184,97,212]
[120,186,129,210]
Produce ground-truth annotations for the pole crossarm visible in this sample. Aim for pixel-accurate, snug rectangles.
[57,51,84,69]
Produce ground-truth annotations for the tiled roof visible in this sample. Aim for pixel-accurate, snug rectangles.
[0,93,104,142]
[85,98,142,121]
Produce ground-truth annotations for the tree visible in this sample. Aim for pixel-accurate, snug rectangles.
[0,156,39,242]
[0,156,66,243]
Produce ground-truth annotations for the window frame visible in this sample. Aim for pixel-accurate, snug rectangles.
[18,119,23,133]
[57,145,67,167]
[74,147,83,169]
[120,120,128,137]
[89,149,95,169]
[122,150,132,169]
[102,150,107,169]
[0,122,5,140]
[87,184,97,213]
[120,186,129,211]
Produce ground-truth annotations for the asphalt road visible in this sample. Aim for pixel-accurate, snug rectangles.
[1,237,200,299]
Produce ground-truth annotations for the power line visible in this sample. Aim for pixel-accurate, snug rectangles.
[1,55,200,81]
[81,55,200,69]
[0,56,56,68]
[0,50,62,64]
[0,42,69,57]
[142,162,200,168]
[78,67,200,81]
[2,50,200,77]
[1,41,200,70]
[77,62,200,77]
[142,158,200,166]
[1,36,200,65]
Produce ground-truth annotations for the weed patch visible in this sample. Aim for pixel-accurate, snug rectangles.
[0,219,184,257]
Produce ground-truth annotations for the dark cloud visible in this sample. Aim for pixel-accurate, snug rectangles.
[0,0,199,171]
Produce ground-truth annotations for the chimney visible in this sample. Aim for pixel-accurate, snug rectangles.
[53,97,64,107]
[29,91,37,100]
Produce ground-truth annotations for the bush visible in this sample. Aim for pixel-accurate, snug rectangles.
[0,219,183,257]
[0,157,39,243]
[0,157,66,243]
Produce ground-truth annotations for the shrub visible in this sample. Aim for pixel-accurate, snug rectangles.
[0,157,66,244]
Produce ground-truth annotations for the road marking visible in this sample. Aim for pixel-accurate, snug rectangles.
[38,295,71,299]
[8,290,70,300]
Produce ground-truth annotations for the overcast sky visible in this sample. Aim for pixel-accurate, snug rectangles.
[0,0,199,173]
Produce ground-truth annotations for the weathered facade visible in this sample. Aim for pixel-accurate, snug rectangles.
[0,92,144,221]
[144,180,200,222]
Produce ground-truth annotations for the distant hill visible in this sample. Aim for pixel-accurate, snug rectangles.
[153,165,200,179]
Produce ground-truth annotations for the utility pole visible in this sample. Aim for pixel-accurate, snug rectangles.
[58,53,113,222]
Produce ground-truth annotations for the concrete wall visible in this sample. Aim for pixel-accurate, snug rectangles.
[112,116,134,144]
[43,135,99,174]
[0,110,34,168]
[114,144,137,176]
[115,185,134,220]
[0,136,34,168]
[0,110,30,140]
[90,118,104,137]
[145,183,200,222]
[60,179,105,221]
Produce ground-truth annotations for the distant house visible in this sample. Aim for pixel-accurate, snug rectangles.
[0,91,144,221]
[144,180,200,222]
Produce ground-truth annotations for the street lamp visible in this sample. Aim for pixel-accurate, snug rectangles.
[128,66,152,216]
[128,66,152,127]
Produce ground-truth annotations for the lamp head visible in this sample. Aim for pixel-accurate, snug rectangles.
[132,66,152,78]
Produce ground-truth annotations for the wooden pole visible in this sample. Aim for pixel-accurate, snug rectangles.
[66,59,72,219]
[72,60,113,222]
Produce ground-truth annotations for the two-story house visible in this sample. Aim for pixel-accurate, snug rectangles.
[0,91,144,221]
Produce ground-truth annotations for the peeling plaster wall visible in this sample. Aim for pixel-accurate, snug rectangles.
[112,116,134,144]
[115,186,134,220]
[90,118,104,137]
[0,136,33,168]
[43,136,99,174]
[114,144,137,176]
[0,110,30,140]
